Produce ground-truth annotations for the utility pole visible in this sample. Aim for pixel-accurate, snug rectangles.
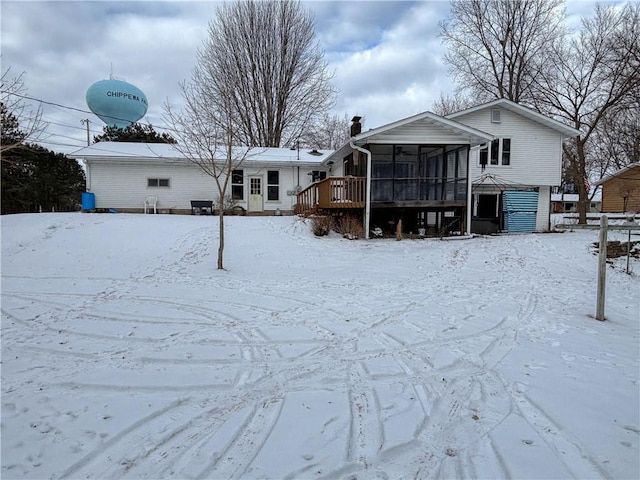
[80,119,91,146]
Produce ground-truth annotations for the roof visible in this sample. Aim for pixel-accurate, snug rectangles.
[594,162,640,186]
[324,110,494,165]
[446,98,581,138]
[352,110,494,145]
[68,142,333,165]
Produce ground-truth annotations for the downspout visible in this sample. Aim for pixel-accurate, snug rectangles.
[350,141,372,239]
[82,159,91,192]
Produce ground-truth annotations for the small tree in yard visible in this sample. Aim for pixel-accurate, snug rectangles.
[164,79,251,270]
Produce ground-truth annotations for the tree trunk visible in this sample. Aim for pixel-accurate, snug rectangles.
[575,139,589,224]
[217,209,225,270]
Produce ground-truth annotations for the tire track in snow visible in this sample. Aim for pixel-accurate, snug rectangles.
[56,398,188,480]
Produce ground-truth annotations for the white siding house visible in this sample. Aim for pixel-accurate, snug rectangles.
[69,142,331,215]
[318,99,579,237]
[447,99,580,232]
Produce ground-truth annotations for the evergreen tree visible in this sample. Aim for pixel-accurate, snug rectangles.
[1,144,86,214]
[93,123,176,144]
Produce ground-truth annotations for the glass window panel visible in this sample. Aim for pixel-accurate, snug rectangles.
[490,140,499,164]
[502,138,511,165]
[394,179,417,201]
[232,170,243,184]
[267,170,279,185]
[447,151,457,179]
[268,185,278,201]
[372,179,393,201]
[232,185,243,200]
[250,178,261,195]
[458,148,468,177]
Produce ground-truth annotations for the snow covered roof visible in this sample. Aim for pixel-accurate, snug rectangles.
[446,98,581,139]
[68,142,333,166]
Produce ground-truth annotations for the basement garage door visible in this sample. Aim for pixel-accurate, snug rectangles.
[502,190,538,233]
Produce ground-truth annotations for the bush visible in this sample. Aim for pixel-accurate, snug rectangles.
[311,215,332,236]
[337,214,363,240]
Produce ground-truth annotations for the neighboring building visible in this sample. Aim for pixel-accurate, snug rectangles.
[69,142,331,215]
[594,163,640,213]
[550,190,601,214]
[305,99,579,237]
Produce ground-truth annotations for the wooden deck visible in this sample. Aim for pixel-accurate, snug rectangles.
[296,177,366,215]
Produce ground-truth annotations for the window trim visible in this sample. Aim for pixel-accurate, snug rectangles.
[267,170,279,201]
[478,138,511,167]
[147,178,170,188]
[231,169,244,200]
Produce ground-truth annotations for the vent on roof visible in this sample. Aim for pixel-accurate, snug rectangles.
[491,108,501,123]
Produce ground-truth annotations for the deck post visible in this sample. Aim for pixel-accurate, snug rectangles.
[351,142,372,239]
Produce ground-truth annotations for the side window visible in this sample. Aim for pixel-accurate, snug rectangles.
[148,178,170,187]
[502,138,511,165]
[490,139,499,165]
[232,170,244,200]
[311,170,327,182]
[479,139,510,167]
[267,170,279,201]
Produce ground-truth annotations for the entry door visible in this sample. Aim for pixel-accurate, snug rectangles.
[248,177,263,212]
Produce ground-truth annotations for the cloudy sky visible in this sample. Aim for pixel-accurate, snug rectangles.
[2,0,607,154]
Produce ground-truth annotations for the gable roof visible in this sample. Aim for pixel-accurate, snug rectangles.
[352,110,494,145]
[69,142,333,166]
[446,98,581,138]
[324,110,494,164]
[594,162,640,186]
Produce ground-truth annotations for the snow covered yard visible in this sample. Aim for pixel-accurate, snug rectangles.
[1,212,638,480]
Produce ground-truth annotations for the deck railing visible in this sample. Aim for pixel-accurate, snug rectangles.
[296,176,366,215]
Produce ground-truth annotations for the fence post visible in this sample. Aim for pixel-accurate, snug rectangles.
[596,215,608,321]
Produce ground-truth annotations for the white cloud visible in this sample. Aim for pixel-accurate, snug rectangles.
[1,0,614,154]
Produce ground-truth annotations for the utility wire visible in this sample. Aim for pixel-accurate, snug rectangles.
[2,89,182,137]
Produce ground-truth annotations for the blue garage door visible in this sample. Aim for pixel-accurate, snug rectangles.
[503,190,538,233]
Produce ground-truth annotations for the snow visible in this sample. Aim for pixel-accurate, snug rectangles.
[2,212,639,479]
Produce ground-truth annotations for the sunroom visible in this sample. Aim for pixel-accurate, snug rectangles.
[297,113,493,238]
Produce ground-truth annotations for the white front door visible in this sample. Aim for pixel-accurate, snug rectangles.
[248,176,263,212]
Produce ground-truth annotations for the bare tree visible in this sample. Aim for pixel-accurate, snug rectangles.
[164,79,252,270]
[431,92,477,116]
[201,0,335,148]
[440,0,566,103]
[1,68,46,155]
[299,113,350,149]
[533,3,640,222]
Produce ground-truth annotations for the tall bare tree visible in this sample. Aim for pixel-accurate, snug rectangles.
[1,68,46,155]
[164,79,252,270]
[431,92,477,116]
[440,0,566,103]
[201,0,335,148]
[299,113,350,149]
[533,3,640,222]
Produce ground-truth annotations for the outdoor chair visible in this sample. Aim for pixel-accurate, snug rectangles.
[144,196,158,214]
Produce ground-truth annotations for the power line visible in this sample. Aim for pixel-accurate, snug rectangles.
[1,89,181,136]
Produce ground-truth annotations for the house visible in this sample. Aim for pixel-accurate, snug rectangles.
[594,162,640,213]
[550,190,601,213]
[69,142,331,215]
[299,98,580,237]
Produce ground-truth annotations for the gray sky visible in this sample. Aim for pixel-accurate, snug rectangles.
[1,0,607,154]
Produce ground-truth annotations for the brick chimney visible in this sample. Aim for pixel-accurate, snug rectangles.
[350,116,362,137]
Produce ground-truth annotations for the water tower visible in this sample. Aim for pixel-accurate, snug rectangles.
[86,77,148,128]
